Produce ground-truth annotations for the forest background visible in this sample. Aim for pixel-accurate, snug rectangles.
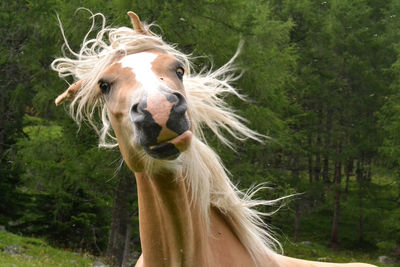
[2,0,400,266]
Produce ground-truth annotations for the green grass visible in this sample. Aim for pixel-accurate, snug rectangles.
[0,230,96,267]
[282,239,394,267]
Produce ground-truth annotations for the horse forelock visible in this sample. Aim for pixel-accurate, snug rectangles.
[52,11,280,267]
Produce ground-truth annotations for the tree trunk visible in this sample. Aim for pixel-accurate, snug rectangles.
[322,156,330,183]
[308,155,313,183]
[323,109,332,183]
[356,159,363,183]
[291,154,300,180]
[121,222,132,267]
[106,169,136,267]
[0,116,4,158]
[344,159,353,193]
[308,135,313,183]
[356,158,366,245]
[315,134,322,182]
[330,142,342,250]
[294,202,300,242]
[396,178,400,259]
[365,157,372,182]
[358,181,364,244]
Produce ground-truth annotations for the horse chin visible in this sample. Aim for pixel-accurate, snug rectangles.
[144,142,181,160]
[142,131,192,160]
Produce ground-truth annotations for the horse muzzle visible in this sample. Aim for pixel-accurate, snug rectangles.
[131,90,192,160]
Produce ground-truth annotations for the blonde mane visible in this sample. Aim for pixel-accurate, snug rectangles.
[52,11,282,266]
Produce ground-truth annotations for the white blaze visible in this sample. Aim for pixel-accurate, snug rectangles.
[119,52,160,92]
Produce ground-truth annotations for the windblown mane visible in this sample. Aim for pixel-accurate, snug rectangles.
[52,11,283,266]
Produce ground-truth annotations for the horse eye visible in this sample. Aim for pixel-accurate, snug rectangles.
[176,67,184,80]
[99,81,111,94]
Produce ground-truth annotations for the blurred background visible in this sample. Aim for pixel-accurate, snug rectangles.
[1,0,400,266]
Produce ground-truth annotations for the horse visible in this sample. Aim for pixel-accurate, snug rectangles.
[52,10,375,267]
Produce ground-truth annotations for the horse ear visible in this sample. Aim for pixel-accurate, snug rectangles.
[55,80,83,106]
[127,11,150,35]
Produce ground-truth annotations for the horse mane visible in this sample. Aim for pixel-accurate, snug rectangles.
[51,10,283,266]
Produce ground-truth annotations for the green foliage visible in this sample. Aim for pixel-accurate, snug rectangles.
[273,172,399,255]
[9,115,117,252]
[0,230,95,266]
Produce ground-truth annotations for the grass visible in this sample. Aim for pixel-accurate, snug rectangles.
[0,230,97,267]
[282,239,394,266]
[0,228,395,267]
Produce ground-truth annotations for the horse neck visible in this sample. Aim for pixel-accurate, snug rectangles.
[134,170,210,267]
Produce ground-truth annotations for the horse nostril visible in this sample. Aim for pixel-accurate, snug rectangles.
[131,102,148,123]
[173,92,183,101]
[131,103,139,114]
[172,92,187,114]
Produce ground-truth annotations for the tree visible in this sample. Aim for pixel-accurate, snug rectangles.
[271,0,396,249]
[377,0,400,255]
[106,167,136,266]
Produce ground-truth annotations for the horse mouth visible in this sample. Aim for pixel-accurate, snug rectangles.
[143,131,192,160]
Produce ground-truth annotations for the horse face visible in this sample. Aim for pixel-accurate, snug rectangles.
[99,51,192,160]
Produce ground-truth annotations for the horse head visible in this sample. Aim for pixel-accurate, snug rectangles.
[55,12,192,165]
